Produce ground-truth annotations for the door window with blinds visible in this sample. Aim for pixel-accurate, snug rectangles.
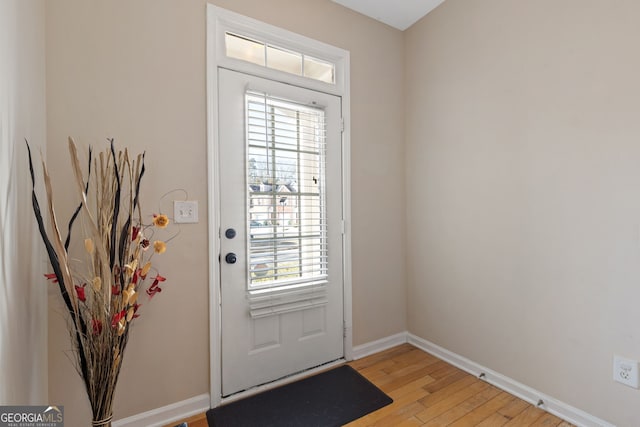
[245,91,328,297]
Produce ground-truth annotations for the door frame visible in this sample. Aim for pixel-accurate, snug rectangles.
[206,5,353,408]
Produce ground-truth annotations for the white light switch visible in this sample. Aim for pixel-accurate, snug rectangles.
[174,200,198,224]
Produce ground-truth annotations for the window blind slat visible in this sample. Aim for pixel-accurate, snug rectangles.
[247,281,328,317]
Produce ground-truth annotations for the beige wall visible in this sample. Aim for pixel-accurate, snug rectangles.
[45,0,406,424]
[405,1,640,425]
[0,0,48,406]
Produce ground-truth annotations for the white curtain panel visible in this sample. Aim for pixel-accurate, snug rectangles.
[0,0,47,406]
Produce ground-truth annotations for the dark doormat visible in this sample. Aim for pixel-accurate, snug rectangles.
[207,365,393,427]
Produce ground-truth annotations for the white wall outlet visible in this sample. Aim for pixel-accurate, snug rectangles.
[174,200,198,224]
[613,355,639,389]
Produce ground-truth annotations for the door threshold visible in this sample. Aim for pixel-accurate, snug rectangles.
[219,358,346,406]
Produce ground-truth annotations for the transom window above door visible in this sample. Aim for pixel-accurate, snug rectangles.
[225,32,336,84]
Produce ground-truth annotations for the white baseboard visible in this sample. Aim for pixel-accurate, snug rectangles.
[406,333,614,427]
[112,393,210,427]
[352,331,408,360]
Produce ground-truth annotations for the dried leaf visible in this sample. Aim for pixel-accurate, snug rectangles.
[84,238,94,254]
[41,159,77,310]
[92,276,102,291]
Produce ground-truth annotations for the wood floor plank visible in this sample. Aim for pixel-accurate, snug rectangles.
[379,361,452,393]
[448,392,517,427]
[372,401,430,427]
[379,359,440,385]
[421,385,502,427]
[394,416,425,427]
[530,412,565,426]
[503,405,546,426]
[497,397,530,420]
[415,381,490,423]
[422,369,470,394]
[359,359,402,382]
[475,412,511,427]
[419,375,477,407]
[428,364,462,380]
[387,375,437,400]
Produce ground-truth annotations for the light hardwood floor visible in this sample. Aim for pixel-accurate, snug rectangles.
[166,344,573,427]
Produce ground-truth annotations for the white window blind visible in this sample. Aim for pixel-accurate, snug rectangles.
[245,91,328,317]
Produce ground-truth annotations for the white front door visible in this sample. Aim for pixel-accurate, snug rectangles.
[218,68,345,397]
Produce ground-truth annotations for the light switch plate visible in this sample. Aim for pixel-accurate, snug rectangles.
[174,200,198,224]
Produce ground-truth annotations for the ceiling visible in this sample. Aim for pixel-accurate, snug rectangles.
[331,0,446,31]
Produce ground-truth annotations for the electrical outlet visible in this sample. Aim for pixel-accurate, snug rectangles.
[613,355,639,388]
[174,200,198,224]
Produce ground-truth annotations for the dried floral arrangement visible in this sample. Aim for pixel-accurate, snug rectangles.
[27,138,172,427]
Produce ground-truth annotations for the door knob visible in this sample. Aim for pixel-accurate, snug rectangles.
[225,228,236,239]
[225,253,237,264]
